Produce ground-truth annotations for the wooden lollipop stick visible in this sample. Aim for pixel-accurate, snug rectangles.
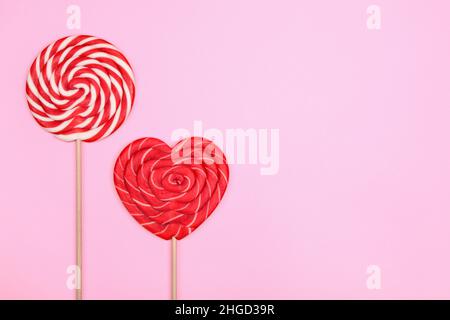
[171,237,177,300]
[76,139,83,300]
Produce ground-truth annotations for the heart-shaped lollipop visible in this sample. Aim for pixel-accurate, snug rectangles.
[114,137,229,240]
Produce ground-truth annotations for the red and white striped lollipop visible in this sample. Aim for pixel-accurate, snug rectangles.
[113,136,229,299]
[114,137,229,240]
[26,35,135,142]
[25,35,135,300]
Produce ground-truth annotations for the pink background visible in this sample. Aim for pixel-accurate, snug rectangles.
[1,0,450,299]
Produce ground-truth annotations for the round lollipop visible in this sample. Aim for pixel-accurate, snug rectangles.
[114,137,229,299]
[26,35,135,299]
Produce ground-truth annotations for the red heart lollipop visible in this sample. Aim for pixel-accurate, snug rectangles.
[114,137,229,240]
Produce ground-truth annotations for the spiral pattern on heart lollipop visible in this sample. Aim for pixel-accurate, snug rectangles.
[114,137,229,240]
[26,35,135,142]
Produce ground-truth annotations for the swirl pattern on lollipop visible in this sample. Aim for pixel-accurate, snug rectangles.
[26,35,135,142]
[114,137,229,240]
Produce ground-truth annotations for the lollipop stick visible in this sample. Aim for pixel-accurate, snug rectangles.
[171,237,177,300]
[76,139,83,300]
